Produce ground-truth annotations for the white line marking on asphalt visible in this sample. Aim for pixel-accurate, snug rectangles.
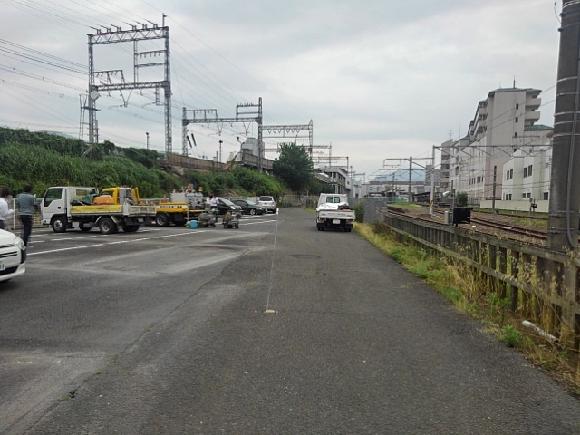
[28,230,208,256]
[239,220,277,226]
[264,218,280,312]
[28,246,89,256]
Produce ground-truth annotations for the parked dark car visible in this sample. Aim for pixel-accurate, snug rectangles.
[231,199,265,215]
[215,198,243,216]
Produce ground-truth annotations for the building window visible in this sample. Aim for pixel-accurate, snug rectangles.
[506,194,512,200]
[524,164,533,178]
[524,167,527,177]
[515,117,518,123]
[516,103,519,110]
[506,168,514,180]
[514,132,518,138]
[543,192,549,200]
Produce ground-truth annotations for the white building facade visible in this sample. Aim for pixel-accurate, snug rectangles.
[447,87,551,204]
[501,146,551,201]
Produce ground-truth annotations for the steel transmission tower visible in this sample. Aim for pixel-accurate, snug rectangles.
[86,16,172,153]
[259,120,314,157]
[182,98,263,165]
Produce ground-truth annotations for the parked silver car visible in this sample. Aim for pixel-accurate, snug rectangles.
[257,196,277,213]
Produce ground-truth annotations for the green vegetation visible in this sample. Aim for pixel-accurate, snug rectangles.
[456,191,469,207]
[273,143,313,193]
[500,325,523,348]
[187,167,284,198]
[0,141,181,197]
[0,127,286,198]
[355,222,579,391]
[353,203,364,223]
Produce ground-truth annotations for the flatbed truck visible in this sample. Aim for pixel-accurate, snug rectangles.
[315,193,355,232]
[41,186,155,234]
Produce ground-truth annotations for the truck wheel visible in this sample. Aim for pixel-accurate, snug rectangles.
[156,213,169,227]
[99,217,117,235]
[51,216,67,233]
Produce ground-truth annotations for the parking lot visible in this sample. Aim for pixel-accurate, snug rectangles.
[0,214,278,433]
[1,209,579,434]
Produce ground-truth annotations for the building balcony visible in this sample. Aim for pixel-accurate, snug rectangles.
[525,111,541,122]
[526,97,541,110]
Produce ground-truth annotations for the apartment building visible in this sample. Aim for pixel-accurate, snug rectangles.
[445,87,551,202]
[501,146,551,201]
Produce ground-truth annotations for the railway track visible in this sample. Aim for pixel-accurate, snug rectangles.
[468,216,547,240]
[385,206,548,243]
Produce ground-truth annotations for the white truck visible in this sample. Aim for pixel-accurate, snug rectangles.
[41,186,156,234]
[315,193,355,232]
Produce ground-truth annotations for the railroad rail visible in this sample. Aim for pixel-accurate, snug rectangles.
[385,206,548,245]
[468,216,547,240]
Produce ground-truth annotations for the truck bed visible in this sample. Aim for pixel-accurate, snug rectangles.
[317,209,356,220]
[70,204,156,216]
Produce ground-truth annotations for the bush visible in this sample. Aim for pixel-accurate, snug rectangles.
[500,325,522,348]
[456,192,469,207]
[353,203,364,223]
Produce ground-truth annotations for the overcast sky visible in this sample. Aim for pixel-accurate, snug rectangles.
[0,0,561,178]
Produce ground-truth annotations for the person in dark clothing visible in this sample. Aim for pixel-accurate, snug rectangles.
[16,185,35,246]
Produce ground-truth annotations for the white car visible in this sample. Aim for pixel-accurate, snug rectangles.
[0,229,26,283]
[257,196,277,213]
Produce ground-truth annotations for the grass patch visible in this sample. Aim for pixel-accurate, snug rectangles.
[355,222,580,393]
[500,325,523,347]
[355,223,461,305]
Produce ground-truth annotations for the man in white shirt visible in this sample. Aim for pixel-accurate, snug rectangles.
[208,195,218,208]
[0,187,15,230]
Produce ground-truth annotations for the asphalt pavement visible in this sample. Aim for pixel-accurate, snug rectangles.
[0,208,578,434]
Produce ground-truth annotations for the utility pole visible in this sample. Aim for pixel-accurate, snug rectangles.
[408,156,413,202]
[548,0,580,252]
[391,172,395,202]
[218,139,223,163]
[492,165,497,213]
[429,145,436,215]
[146,131,150,151]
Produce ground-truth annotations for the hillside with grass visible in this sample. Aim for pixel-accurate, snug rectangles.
[0,127,285,198]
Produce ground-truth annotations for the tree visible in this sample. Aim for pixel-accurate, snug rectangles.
[273,143,313,192]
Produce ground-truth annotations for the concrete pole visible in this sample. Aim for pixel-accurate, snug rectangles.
[492,165,497,213]
[548,0,580,252]
[146,131,150,151]
[429,145,436,215]
[408,157,413,203]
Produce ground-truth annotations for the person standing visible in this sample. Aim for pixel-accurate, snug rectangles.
[16,185,35,246]
[0,187,14,230]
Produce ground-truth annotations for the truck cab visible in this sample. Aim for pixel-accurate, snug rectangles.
[41,186,96,230]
